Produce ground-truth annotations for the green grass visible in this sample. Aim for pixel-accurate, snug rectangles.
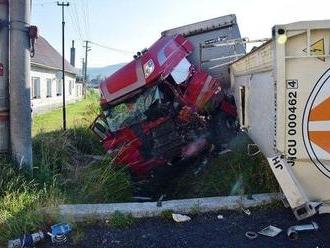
[0,91,133,245]
[0,90,280,244]
[32,90,101,136]
[164,133,280,199]
[107,211,135,229]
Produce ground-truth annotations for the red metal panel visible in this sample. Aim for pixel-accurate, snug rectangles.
[100,34,193,104]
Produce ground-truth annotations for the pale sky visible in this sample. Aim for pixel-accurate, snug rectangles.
[32,0,330,68]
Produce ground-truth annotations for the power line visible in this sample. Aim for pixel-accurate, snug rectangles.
[89,41,133,55]
[70,0,86,40]
[67,5,83,41]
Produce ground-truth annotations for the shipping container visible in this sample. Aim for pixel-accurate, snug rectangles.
[162,14,245,88]
[230,20,330,220]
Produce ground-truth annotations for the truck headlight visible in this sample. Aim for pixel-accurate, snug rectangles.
[143,59,155,78]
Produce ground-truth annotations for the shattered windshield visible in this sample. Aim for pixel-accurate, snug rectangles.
[105,86,162,132]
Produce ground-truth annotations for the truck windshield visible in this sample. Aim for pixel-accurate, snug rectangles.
[105,86,161,132]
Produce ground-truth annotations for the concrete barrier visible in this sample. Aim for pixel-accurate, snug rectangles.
[58,193,283,222]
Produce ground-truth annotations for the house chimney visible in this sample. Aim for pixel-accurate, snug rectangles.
[70,40,75,66]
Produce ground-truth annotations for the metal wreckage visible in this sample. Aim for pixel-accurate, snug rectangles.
[92,14,330,221]
[91,35,237,175]
[91,16,241,176]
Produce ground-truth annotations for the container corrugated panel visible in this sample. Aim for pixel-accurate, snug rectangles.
[162,14,245,88]
[231,20,330,220]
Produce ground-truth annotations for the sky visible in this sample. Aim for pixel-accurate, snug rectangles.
[32,0,330,68]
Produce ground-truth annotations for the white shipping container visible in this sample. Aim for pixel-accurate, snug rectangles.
[230,20,330,220]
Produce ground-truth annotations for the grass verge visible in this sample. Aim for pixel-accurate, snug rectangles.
[0,91,133,245]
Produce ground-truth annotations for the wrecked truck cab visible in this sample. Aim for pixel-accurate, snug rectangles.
[92,34,228,175]
[99,34,194,106]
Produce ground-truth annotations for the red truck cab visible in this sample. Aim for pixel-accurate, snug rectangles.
[92,34,226,175]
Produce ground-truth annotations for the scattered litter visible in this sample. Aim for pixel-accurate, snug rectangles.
[217,214,224,220]
[242,208,251,216]
[8,231,45,248]
[8,223,72,248]
[245,231,258,240]
[218,148,232,156]
[172,213,191,223]
[47,223,72,244]
[194,157,208,175]
[258,225,282,237]
[157,194,166,207]
[287,221,319,240]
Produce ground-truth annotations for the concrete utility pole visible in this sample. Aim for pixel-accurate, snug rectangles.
[83,40,91,97]
[0,0,9,153]
[9,1,32,169]
[57,1,69,130]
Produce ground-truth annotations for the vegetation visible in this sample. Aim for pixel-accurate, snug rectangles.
[0,90,279,244]
[0,91,133,244]
[163,132,280,199]
[107,211,135,228]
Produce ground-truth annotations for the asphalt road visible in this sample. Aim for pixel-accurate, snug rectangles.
[40,206,330,248]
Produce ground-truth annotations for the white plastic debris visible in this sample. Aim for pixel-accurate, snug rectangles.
[218,149,232,155]
[258,225,282,237]
[172,213,191,223]
[242,208,251,215]
[217,214,224,219]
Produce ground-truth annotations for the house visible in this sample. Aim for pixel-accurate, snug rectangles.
[31,36,83,114]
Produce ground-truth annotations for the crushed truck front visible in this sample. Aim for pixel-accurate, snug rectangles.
[92,34,231,175]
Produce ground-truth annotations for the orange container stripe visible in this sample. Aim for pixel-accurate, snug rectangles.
[309,131,330,154]
[309,96,330,121]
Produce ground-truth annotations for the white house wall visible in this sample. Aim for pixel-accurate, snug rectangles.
[31,66,83,114]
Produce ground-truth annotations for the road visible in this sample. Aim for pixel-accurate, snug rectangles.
[41,206,330,248]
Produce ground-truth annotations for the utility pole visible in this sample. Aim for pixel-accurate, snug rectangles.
[9,1,32,169]
[0,0,9,154]
[57,1,69,130]
[83,40,91,98]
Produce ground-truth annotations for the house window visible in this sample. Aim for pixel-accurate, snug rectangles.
[75,85,78,97]
[31,77,41,99]
[46,79,52,97]
[69,80,73,95]
[56,79,62,96]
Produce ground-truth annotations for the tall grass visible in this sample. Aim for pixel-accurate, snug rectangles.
[0,91,132,244]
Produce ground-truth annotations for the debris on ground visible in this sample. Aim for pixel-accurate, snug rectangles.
[245,231,258,240]
[241,208,251,216]
[8,231,45,248]
[193,157,209,175]
[217,214,224,220]
[172,213,191,223]
[258,225,282,237]
[47,223,72,244]
[157,194,166,207]
[8,223,72,248]
[218,149,232,156]
[287,222,319,240]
